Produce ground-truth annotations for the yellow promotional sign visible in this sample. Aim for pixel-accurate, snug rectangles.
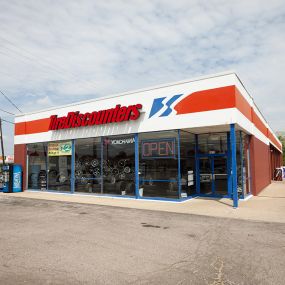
[48,141,72,156]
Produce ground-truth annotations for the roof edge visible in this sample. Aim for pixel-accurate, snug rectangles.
[15,70,236,117]
[234,73,282,146]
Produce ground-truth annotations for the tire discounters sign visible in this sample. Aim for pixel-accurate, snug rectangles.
[49,104,142,131]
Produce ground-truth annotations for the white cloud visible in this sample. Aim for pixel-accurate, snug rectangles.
[0,0,284,154]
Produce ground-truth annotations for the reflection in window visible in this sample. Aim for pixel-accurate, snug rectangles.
[198,133,227,154]
[103,135,135,196]
[27,143,47,190]
[48,141,71,192]
[139,131,178,198]
[75,138,101,193]
[180,131,196,195]
[236,132,251,196]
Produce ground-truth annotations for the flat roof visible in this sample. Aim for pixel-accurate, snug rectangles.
[16,70,238,117]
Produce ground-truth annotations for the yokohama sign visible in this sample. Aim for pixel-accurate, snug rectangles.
[49,104,142,130]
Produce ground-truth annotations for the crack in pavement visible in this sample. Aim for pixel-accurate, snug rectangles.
[208,257,239,285]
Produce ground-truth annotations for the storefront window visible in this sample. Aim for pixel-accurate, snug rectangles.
[180,131,196,195]
[75,138,101,193]
[243,135,251,195]
[48,141,72,192]
[102,135,135,196]
[139,131,178,198]
[27,143,47,190]
[197,132,228,196]
[198,133,227,154]
[25,128,251,200]
[236,132,242,195]
[236,132,251,196]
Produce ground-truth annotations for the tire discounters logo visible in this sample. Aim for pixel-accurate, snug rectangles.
[149,94,183,118]
[148,86,236,118]
[49,104,142,130]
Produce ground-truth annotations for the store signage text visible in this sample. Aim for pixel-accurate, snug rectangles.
[141,138,176,158]
[49,104,142,131]
[104,137,135,145]
[48,141,72,156]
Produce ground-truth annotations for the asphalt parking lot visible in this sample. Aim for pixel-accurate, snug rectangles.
[0,196,285,285]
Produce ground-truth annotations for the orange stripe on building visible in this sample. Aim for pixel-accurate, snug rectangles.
[174,85,236,114]
[174,85,281,151]
[15,118,51,136]
[235,88,252,121]
[252,109,268,137]
[268,131,282,150]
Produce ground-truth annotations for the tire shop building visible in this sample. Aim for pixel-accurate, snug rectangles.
[14,72,282,207]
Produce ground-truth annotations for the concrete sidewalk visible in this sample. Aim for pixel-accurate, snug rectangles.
[2,181,285,223]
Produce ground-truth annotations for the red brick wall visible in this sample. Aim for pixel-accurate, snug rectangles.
[14,144,27,190]
[249,136,271,195]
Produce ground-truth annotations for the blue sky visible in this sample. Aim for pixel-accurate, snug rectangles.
[0,0,285,154]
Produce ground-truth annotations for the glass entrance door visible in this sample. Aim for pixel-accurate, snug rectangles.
[199,155,228,196]
[213,156,227,195]
[199,157,213,195]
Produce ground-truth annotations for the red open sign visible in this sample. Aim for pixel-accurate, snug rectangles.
[141,138,176,158]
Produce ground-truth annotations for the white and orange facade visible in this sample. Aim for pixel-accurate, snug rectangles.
[14,72,282,207]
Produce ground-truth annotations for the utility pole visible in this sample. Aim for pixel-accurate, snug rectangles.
[0,117,5,166]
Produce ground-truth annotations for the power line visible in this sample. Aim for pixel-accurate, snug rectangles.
[0,89,22,113]
[0,49,78,86]
[1,118,14,125]
[0,36,98,90]
[0,107,15,115]
[0,47,97,93]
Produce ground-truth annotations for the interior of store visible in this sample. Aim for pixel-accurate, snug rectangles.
[26,129,251,200]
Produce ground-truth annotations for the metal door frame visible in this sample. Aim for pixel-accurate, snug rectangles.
[198,153,228,197]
